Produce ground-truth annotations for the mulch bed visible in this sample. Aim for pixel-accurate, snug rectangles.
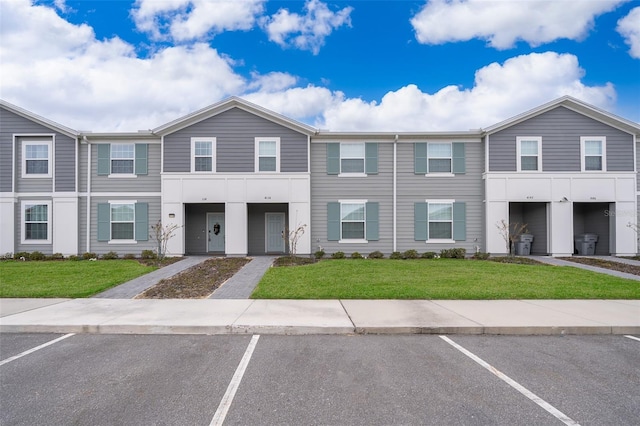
[559,257,640,276]
[137,257,251,299]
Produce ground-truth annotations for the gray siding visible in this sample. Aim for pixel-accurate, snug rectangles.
[310,142,393,255]
[78,196,87,254]
[79,143,88,193]
[164,108,308,173]
[90,143,161,192]
[0,108,76,193]
[489,106,634,172]
[396,141,485,254]
[89,196,161,256]
[184,203,224,254]
[248,203,288,255]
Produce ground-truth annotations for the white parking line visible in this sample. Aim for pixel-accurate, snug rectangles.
[440,336,580,426]
[624,335,640,342]
[0,333,75,367]
[210,334,260,426]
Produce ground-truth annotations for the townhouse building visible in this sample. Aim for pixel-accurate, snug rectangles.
[1,96,639,258]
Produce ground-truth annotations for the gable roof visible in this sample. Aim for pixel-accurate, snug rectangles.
[483,96,640,136]
[152,96,318,136]
[0,99,79,139]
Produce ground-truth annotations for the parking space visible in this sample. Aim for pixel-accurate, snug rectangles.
[1,334,638,425]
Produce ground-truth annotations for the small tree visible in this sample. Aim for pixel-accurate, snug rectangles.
[283,223,307,258]
[151,221,181,261]
[496,219,528,256]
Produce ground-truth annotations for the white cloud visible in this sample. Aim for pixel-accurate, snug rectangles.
[411,0,624,49]
[318,52,616,131]
[261,0,353,54]
[617,6,640,58]
[131,0,265,41]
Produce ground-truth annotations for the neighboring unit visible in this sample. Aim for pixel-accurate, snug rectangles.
[1,96,639,257]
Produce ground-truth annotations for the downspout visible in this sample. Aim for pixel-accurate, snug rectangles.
[85,137,91,254]
[393,134,398,252]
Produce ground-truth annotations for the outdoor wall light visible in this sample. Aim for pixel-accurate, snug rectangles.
[559,197,568,203]
[169,213,175,218]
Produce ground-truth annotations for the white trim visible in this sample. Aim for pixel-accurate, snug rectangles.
[424,173,455,178]
[424,199,455,242]
[21,200,52,244]
[84,192,161,197]
[109,142,135,175]
[425,239,455,244]
[86,143,91,253]
[21,139,53,178]
[580,136,606,172]
[107,174,137,178]
[426,142,453,174]
[339,239,368,244]
[108,240,136,244]
[338,173,367,177]
[338,199,368,242]
[338,142,366,175]
[254,137,280,173]
[516,136,542,172]
[108,200,137,242]
[191,137,217,173]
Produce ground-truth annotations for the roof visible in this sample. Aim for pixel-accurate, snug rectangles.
[152,96,318,136]
[0,99,79,139]
[483,96,640,136]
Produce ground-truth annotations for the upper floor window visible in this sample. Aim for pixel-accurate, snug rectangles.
[97,143,148,177]
[255,137,280,172]
[516,137,542,172]
[581,137,606,171]
[22,201,51,244]
[191,138,216,172]
[414,142,465,175]
[326,142,378,176]
[22,141,52,178]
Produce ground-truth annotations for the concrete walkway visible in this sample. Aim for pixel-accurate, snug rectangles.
[530,256,640,281]
[93,256,211,299]
[210,256,276,299]
[1,298,638,335]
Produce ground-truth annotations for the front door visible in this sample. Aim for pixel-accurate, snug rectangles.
[265,212,285,253]
[207,213,225,253]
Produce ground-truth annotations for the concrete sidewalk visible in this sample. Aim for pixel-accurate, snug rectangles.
[1,298,638,336]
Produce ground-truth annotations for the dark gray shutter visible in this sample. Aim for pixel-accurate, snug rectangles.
[97,144,110,176]
[414,143,427,174]
[135,203,149,241]
[135,144,148,175]
[453,202,466,241]
[327,143,340,175]
[365,202,379,241]
[414,202,428,241]
[97,203,110,241]
[327,202,340,241]
[365,143,378,174]
[452,143,465,174]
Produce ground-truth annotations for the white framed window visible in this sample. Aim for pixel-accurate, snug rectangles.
[340,143,365,175]
[22,141,52,178]
[428,201,453,241]
[191,137,216,172]
[516,137,542,172]
[110,202,135,241]
[427,143,452,173]
[21,201,51,244]
[340,201,366,241]
[581,137,606,171]
[255,137,280,172]
[110,144,135,175]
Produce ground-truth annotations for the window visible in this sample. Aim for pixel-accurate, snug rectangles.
[22,141,52,178]
[111,203,135,240]
[22,201,51,243]
[340,143,365,174]
[255,138,280,172]
[428,203,453,240]
[517,137,541,172]
[327,143,378,176]
[414,142,465,175]
[341,202,366,240]
[428,143,452,173]
[111,144,134,174]
[414,201,466,242]
[191,138,215,172]
[581,137,606,171]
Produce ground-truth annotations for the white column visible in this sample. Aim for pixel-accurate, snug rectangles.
[289,202,311,255]
[549,201,573,256]
[486,201,509,255]
[163,202,184,256]
[0,196,15,255]
[52,196,78,256]
[614,201,637,255]
[226,202,247,256]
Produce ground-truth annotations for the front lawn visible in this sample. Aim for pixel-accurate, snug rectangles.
[251,259,640,299]
[0,260,157,298]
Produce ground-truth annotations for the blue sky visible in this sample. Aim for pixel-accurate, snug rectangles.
[1,0,638,132]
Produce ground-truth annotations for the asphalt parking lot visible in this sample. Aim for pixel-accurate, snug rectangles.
[1,333,639,425]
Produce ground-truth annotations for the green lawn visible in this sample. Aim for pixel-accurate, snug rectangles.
[0,260,157,298]
[251,259,640,299]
